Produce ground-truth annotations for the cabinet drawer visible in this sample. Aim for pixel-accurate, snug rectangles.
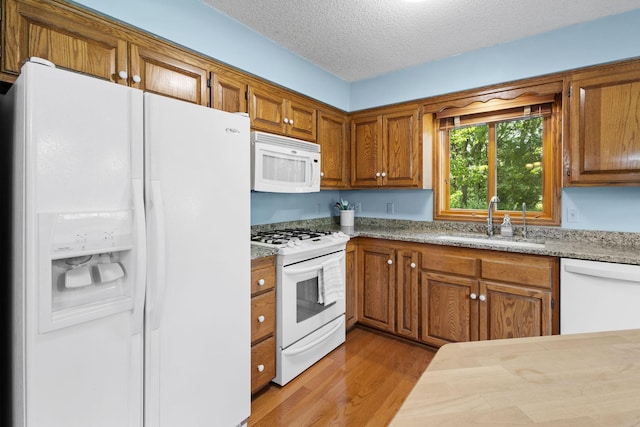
[251,290,276,343]
[481,253,557,289]
[251,335,276,394]
[251,256,276,295]
[421,246,478,277]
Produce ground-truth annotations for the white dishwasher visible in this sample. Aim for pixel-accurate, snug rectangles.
[561,258,640,334]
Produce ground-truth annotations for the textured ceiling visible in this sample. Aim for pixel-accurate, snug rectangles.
[201,0,640,82]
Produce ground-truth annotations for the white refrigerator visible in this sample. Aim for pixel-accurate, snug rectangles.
[2,60,250,426]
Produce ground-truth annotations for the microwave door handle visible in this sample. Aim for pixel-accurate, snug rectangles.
[284,253,345,275]
[309,160,315,188]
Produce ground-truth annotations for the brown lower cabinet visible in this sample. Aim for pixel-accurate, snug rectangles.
[355,238,558,348]
[250,256,276,394]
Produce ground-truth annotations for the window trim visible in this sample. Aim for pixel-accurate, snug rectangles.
[425,83,563,226]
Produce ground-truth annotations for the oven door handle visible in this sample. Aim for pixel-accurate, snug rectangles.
[283,316,345,356]
[284,253,344,276]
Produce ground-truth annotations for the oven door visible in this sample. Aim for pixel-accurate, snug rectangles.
[279,250,346,348]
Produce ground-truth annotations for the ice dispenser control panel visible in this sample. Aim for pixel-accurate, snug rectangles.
[49,210,134,259]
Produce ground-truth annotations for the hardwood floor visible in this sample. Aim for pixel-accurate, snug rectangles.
[249,327,436,426]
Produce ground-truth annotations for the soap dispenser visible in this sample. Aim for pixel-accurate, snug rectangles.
[500,214,513,237]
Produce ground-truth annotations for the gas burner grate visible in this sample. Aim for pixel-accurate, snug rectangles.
[251,228,333,244]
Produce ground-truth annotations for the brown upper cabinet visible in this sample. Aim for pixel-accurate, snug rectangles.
[317,109,349,188]
[129,41,209,106]
[2,0,127,83]
[565,59,640,185]
[350,106,422,188]
[248,84,317,141]
[3,0,210,105]
[211,70,248,113]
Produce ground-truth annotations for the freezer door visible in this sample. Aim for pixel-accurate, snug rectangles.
[13,61,145,427]
[144,93,251,426]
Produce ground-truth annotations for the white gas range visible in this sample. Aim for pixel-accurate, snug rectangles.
[251,228,349,385]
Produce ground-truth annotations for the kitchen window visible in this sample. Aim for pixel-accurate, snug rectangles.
[427,86,562,225]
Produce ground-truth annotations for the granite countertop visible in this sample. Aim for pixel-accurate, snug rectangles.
[251,245,278,260]
[251,218,640,265]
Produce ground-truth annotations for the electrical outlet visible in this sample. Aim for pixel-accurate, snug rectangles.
[355,202,362,213]
[567,208,579,223]
[387,202,394,214]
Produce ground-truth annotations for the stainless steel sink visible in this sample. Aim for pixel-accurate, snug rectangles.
[436,235,545,249]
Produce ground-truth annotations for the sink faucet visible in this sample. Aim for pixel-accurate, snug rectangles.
[487,196,499,236]
[522,202,528,239]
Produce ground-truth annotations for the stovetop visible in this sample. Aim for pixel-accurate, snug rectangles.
[251,228,349,258]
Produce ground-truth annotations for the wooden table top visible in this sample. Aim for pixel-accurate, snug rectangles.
[391,329,640,426]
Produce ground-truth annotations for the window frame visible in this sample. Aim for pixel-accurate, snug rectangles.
[425,82,563,226]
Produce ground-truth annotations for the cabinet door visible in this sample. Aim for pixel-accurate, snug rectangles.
[351,115,383,187]
[3,0,127,82]
[566,65,640,185]
[248,85,286,134]
[383,109,421,187]
[129,42,209,105]
[421,272,478,347]
[212,72,247,113]
[358,242,395,332]
[317,110,349,188]
[345,240,358,330]
[287,99,317,141]
[396,249,419,340]
[478,281,552,341]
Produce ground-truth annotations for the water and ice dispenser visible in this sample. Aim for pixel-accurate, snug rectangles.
[38,210,137,332]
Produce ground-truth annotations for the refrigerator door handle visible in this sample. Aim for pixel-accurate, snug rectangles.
[148,180,167,331]
[131,178,147,335]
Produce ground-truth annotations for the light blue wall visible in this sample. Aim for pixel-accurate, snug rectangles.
[250,189,434,226]
[67,1,640,232]
[350,10,640,111]
[562,188,640,232]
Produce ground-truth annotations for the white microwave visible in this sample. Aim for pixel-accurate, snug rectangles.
[251,131,321,193]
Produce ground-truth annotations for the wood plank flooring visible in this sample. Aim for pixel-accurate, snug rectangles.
[249,327,436,426]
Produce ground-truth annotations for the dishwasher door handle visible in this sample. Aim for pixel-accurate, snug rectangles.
[564,263,640,284]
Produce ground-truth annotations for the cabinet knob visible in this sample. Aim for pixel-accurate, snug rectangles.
[283,118,289,124]
[320,172,324,177]
[381,172,387,177]
[410,262,416,269]
[387,259,393,265]
[479,294,487,302]
[258,278,265,286]
[257,315,265,323]
[470,293,477,300]
[257,364,265,372]
[376,172,381,177]
[118,70,128,79]
[132,74,141,83]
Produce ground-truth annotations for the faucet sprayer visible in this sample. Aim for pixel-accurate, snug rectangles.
[487,196,499,236]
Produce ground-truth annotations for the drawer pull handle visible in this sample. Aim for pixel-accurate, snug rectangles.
[258,278,265,286]
[257,364,265,372]
[258,315,265,323]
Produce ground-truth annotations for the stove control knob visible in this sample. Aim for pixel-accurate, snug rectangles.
[294,240,302,246]
[287,241,295,248]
